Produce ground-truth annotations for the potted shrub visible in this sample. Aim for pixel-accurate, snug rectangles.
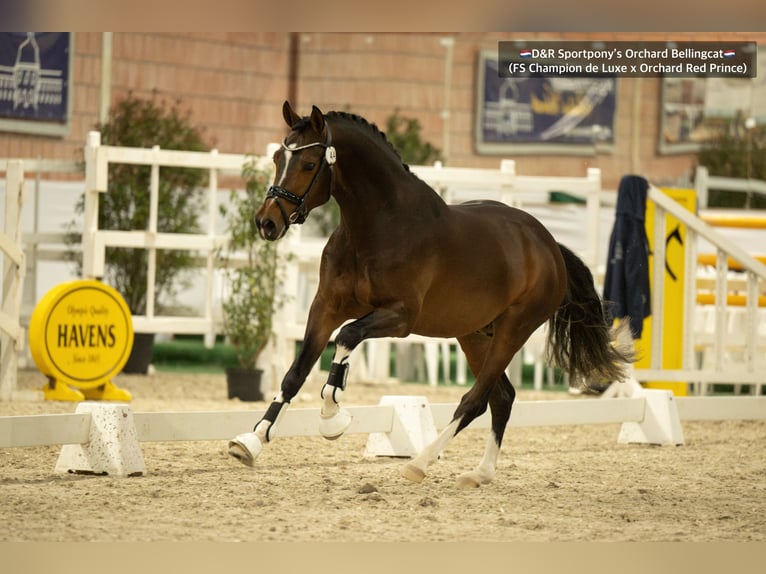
[69,92,210,373]
[218,158,284,401]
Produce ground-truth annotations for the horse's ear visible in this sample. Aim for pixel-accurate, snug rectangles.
[309,105,326,137]
[282,101,301,128]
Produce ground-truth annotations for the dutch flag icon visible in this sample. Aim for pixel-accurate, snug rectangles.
[519,49,532,58]
[723,50,736,58]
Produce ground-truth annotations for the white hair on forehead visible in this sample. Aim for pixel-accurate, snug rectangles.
[276,148,293,186]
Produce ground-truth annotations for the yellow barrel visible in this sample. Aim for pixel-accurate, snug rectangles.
[29,279,134,390]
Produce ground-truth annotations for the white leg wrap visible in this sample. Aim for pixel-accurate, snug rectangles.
[318,406,353,440]
[318,346,353,440]
[228,432,263,467]
[228,396,287,467]
[319,383,352,439]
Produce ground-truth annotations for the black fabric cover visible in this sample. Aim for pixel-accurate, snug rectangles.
[602,175,651,338]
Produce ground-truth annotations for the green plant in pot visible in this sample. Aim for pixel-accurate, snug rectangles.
[218,158,284,401]
[68,92,210,374]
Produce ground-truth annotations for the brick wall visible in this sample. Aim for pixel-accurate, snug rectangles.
[1,31,763,190]
[109,32,290,155]
[0,32,290,163]
[295,31,765,189]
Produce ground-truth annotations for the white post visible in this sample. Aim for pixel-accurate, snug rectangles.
[745,271,758,394]
[650,203,666,371]
[204,150,219,348]
[713,248,728,376]
[499,159,516,207]
[585,167,602,269]
[145,146,160,320]
[695,165,709,209]
[83,131,106,278]
[682,226,697,372]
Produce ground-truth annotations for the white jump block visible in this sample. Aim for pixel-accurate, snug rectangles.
[618,388,685,446]
[364,396,437,458]
[56,402,146,477]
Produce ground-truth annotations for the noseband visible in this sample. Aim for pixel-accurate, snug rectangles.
[266,124,336,229]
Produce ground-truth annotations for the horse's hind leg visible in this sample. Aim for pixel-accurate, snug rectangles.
[402,331,501,484]
[402,315,528,487]
[455,374,514,488]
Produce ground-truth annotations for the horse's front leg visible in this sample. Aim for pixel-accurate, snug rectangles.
[228,309,339,467]
[318,305,412,441]
[317,342,354,439]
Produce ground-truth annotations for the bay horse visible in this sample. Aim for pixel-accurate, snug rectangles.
[228,101,632,488]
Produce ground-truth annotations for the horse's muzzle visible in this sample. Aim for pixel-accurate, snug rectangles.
[256,216,280,241]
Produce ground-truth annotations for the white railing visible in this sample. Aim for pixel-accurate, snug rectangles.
[82,131,274,347]
[12,160,82,326]
[79,135,606,390]
[634,186,766,393]
[11,135,764,396]
[417,160,602,268]
[1,158,83,394]
[695,165,766,208]
[0,161,25,401]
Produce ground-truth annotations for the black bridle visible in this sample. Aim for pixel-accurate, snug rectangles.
[266,124,336,229]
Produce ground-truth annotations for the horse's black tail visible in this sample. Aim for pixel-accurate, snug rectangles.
[546,243,634,388]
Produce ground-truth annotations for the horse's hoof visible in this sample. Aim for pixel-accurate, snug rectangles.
[318,407,352,440]
[455,471,492,489]
[400,463,427,483]
[455,475,482,489]
[228,432,263,467]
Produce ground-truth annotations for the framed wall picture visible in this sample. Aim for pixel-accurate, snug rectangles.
[0,32,73,136]
[659,46,765,154]
[475,50,617,156]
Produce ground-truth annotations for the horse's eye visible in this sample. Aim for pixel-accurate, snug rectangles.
[303,162,316,171]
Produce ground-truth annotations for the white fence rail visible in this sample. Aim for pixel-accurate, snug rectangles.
[1,395,764,477]
[82,131,270,347]
[5,396,765,449]
[695,165,766,208]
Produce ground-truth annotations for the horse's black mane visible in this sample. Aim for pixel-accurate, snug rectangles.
[293,111,414,175]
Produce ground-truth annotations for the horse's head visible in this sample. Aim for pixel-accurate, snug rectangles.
[256,101,336,241]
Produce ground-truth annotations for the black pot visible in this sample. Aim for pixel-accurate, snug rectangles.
[122,332,155,374]
[226,367,266,401]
